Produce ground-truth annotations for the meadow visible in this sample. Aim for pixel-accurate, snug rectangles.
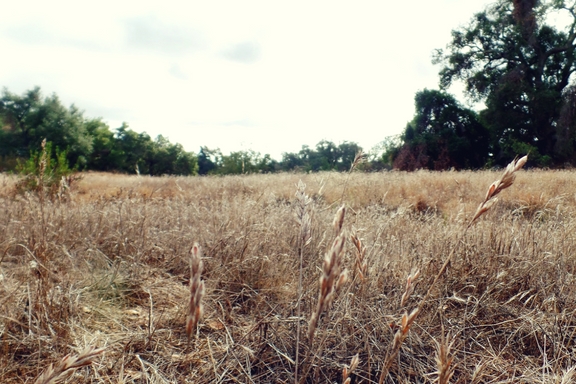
[1,166,576,383]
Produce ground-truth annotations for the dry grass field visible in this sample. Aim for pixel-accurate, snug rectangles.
[2,166,576,383]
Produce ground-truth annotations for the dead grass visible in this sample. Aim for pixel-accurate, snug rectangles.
[1,169,576,382]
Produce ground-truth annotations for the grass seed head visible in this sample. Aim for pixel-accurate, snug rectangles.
[186,243,205,338]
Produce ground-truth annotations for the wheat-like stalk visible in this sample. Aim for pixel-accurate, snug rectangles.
[349,150,367,172]
[295,180,312,249]
[435,335,455,384]
[379,308,419,384]
[38,138,48,197]
[294,180,313,384]
[34,346,104,384]
[308,205,348,342]
[340,150,367,203]
[469,155,528,227]
[350,232,368,283]
[400,269,420,307]
[186,243,205,339]
[342,353,360,384]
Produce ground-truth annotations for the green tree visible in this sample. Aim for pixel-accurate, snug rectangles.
[556,84,576,163]
[279,140,364,172]
[393,90,489,170]
[149,135,198,175]
[85,118,121,171]
[0,87,93,167]
[197,146,220,175]
[280,151,305,171]
[113,124,153,174]
[335,141,363,171]
[434,0,576,165]
[213,150,274,175]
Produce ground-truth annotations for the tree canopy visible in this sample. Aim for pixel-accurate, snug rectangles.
[433,0,576,166]
[393,89,490,170]
[0,87,198,175]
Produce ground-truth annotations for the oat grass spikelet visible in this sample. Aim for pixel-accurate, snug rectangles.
[34,346,104,384]
[294,180,313,383]
[295,180,312,248]
[469,155,528,227]
[186,243,205,338]
[400,269,420,307]
[379,308,419,384]
[350,232,368,282]
[342,353,360,384]
[308,205,348,341]
[435,336,455,384]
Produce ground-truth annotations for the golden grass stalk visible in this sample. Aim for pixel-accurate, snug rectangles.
[379,308,419,384]
[342,353,360,384]
[186,243,205,339]
[340,150,367,203]
[469,155,528,227]
[349,150,367,172]
[350,232,368,282]
[34,346,104,384]
[400,269,420,307]
[308,205,348,342]
[295,180,312,248]
[332,204,346,237]
[294,180,313,383]
[435,335,455,384]
[38,138,48,197]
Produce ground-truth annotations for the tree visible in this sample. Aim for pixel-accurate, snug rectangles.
[280,151,305,171]
[149,135,198,175]
[197,146,220,175]
[393,89,490,170]
[335,141,363,171]
[110,124,151,173]
[0,87,93,167]
[434,0,576,165]
[85,118,121,171]
[213,150,274,175]
[556,84,576,162]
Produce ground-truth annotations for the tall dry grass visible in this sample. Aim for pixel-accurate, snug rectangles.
[1,168,576,382]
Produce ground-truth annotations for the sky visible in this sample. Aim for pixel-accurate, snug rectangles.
[0,0,496,160]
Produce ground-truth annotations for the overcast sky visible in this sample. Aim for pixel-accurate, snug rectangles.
[0,0,494,160]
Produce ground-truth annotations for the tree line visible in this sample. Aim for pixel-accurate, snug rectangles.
[0,87,199,175]
[0,87,385,175]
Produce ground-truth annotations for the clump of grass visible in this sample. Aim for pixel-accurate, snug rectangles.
[34,346,104,384]
[379,155,528,382]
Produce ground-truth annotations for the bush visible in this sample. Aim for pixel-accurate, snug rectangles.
[16,139,81,198]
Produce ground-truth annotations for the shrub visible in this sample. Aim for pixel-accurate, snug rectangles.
[16,139,81,198]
